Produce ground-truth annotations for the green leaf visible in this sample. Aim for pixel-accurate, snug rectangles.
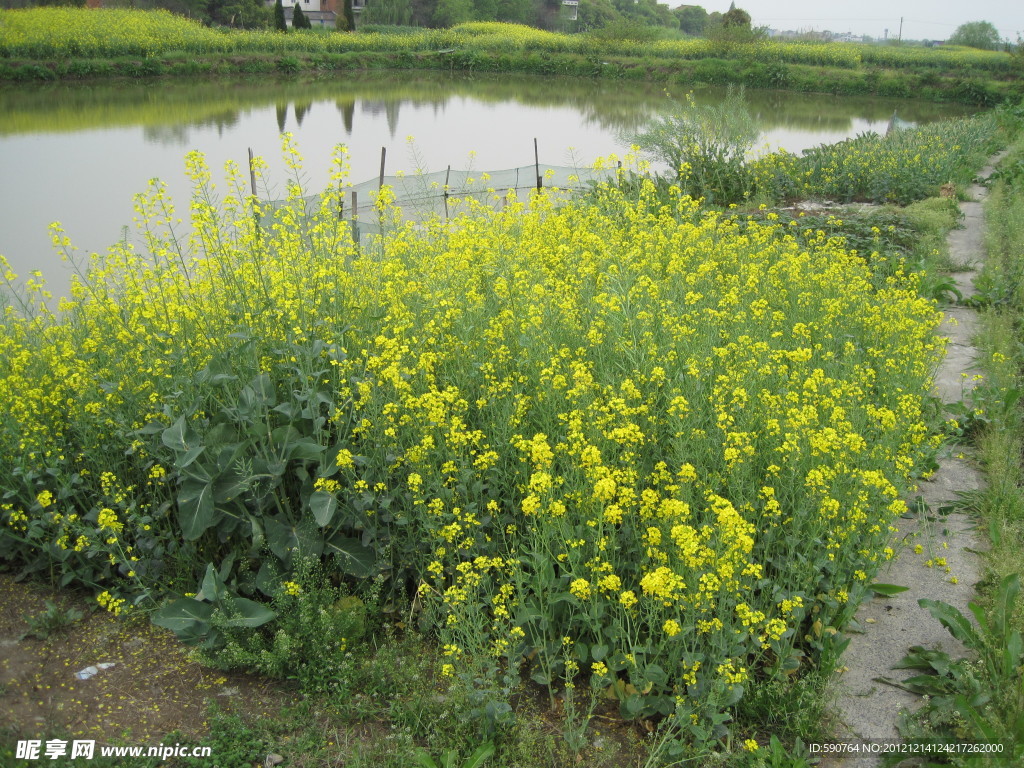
[214,473,251,505]
[530,670,551,686]
[644,663,668,687]
[175,445,206,470]
[222,597,276,628]
[721,682,745,707]
[919,598,982,650]
[590,643,608,661]
[992,573,1020,642]
[869,583,910,596]
[264,516,298,563]
[196,563,222,603]
[463,742,495,768]
[894,646,952,676]
[290,438,326,462]
[901,673,954,697]
[414,749,439,768]
[241,373,276,409]
[1004,631,1023,678]
[152,598,214,633]
[309,490,338,527]
[325,534,375,578]
[161,415,196,452]
[177,478,216,540]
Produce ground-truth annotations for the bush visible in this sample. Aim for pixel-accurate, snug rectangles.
[623,87,757,204]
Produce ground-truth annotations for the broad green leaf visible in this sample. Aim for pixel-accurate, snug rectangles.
[175,445,206,470]
[161,415,195,452]
[721,682,745,707]
[241,373,276,408]
[196,563,221,603]
[294,516,324,558]
[222,597,276,628]
[152,598,214,632]
[919,598,982,650]
[177,478,216,540]
[894,646,952,676]
[214,473,252,505]
[869,583,910,596]
[591,643,609,661]
[310,490,338,527]
[325,534,375,578]
[271,425,301,447]
[264,516,298,562]
[575,641,590,663]
[290,439,326,462]
[644,663,668,687]
[463,742,495,768]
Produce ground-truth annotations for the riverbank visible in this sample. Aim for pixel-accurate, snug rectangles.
[1,49,1016,106]
[0,10,1020,105]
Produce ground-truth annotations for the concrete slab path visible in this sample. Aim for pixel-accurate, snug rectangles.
[819,157,1007,766]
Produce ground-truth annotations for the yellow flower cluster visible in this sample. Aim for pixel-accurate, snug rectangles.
[0,141,946,724]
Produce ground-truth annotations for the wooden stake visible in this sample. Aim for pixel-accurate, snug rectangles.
[534,137,541,191]
[248,148,257,198]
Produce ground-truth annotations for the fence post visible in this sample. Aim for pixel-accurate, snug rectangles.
[248,148,257,198]
[534,138,541,192]
[351,189,360,254]
[444,165,451,220]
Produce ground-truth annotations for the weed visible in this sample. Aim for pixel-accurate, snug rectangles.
[22,600,84,640]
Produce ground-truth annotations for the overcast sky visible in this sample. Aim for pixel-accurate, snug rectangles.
[704,1,1021,42]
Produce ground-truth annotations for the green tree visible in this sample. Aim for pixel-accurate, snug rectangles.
[674,4,708,36]
[432,0,472,26]
[948,20,1001,50]
[337,0,356,30]
[360,0,413,25]
[292,1,311,28]
[274,0,288,30]
[575,0,617,32]
[722,5,750,29]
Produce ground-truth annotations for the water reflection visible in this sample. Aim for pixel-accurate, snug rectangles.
[0,72,973,145]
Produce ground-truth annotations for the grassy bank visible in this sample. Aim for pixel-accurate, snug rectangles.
[0,10,1020,104]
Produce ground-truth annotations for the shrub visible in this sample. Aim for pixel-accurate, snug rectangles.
[623,87,757,204]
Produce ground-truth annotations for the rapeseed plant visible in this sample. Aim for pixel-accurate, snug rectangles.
[0,137,949,750]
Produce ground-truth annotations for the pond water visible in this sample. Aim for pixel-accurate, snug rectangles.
[0,71,974,297]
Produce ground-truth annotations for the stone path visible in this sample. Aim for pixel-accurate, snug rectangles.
[821,158,1006,766]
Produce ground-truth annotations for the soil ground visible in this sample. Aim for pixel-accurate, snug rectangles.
[0,576,289,764]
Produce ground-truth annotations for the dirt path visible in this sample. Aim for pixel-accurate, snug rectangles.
[821,158,1006,765]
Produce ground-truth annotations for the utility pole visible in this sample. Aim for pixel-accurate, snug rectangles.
[898,16,903,42]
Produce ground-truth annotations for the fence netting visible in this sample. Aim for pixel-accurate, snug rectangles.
[261,162,625,240]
